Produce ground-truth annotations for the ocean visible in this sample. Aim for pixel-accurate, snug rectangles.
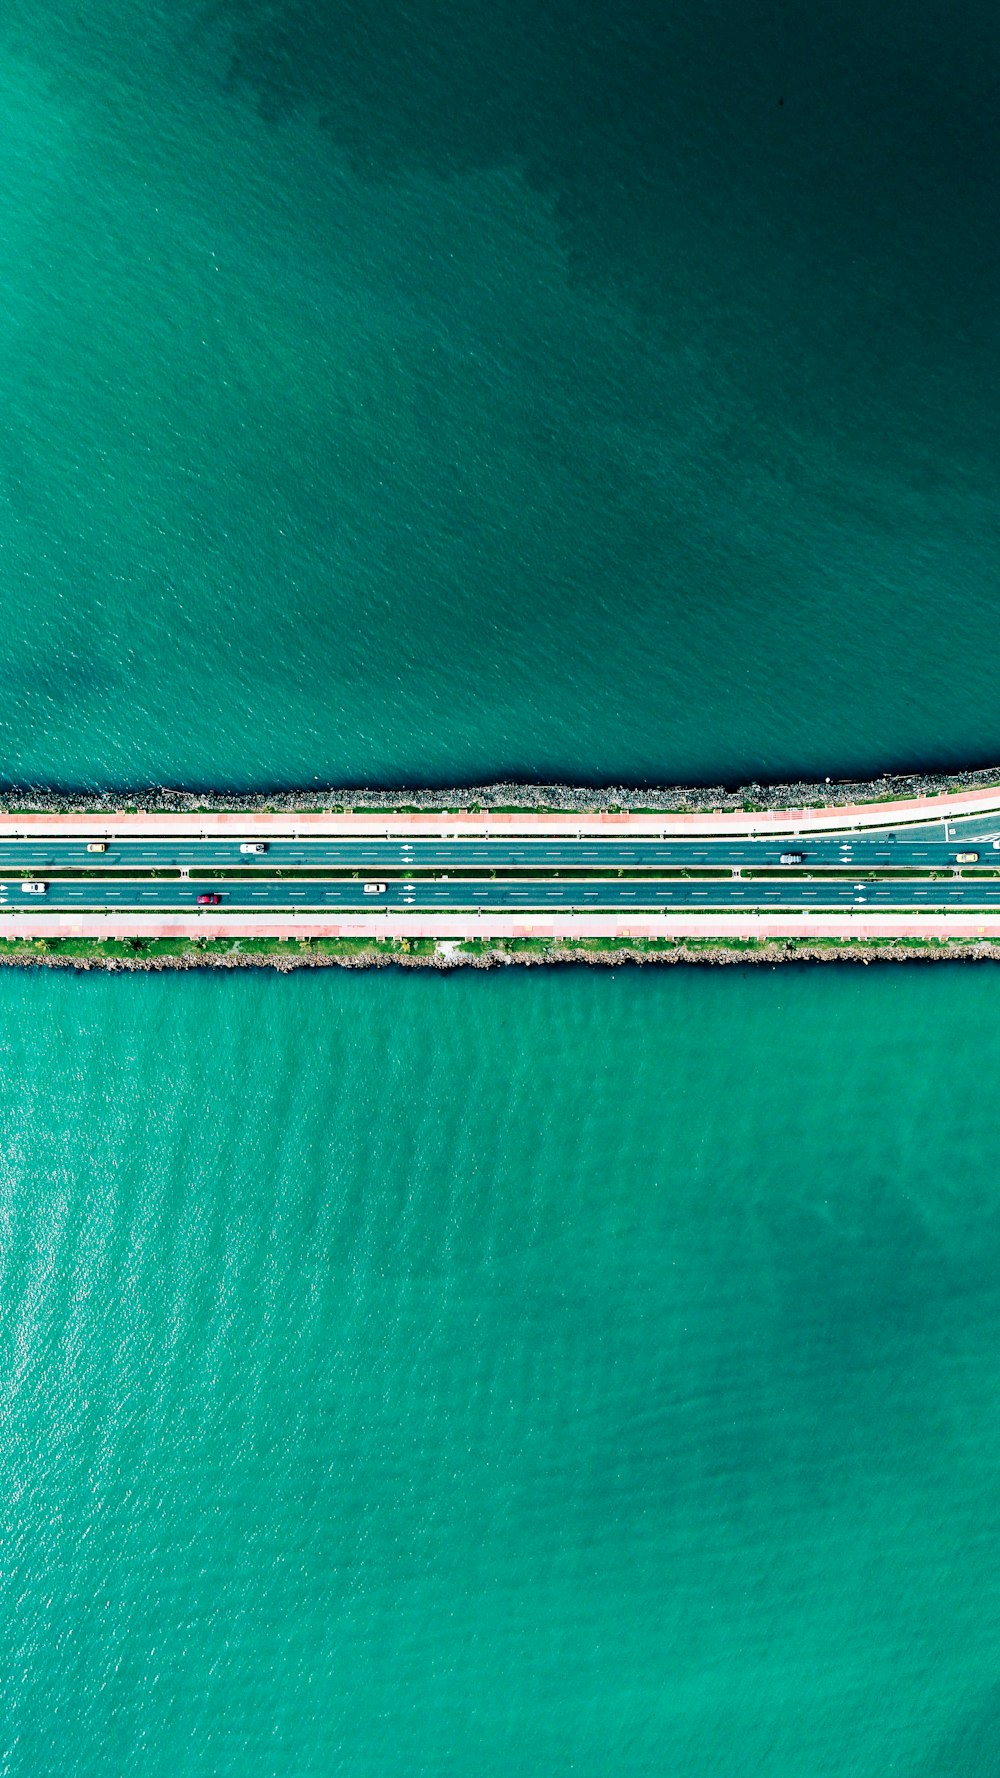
[0,0,998,789]
[5,965,1000,1776]
[1,0,999,1771]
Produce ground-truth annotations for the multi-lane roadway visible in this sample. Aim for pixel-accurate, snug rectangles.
[0,812,998,881]
[3,877,1000,910]
[2,809,1000,911]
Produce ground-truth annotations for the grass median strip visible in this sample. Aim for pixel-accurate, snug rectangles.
[2,866,999,882]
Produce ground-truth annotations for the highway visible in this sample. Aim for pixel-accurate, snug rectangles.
[6,878,1000,911]
[0,810,998,873]
[1,807,999,920]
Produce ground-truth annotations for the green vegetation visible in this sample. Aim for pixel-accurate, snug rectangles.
[0,935,403,964]
[7,865,997,890]
[0,931,997,970]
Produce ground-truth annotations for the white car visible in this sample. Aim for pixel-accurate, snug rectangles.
[21,881,47,894]
[86,842,107,853]
[363,882,387,894]
[239,842,268,855]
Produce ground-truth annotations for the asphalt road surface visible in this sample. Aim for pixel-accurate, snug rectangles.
[6,878,1000,911]
[0,811,998,873]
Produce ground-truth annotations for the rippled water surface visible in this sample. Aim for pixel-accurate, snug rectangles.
[4,966,1000,1777]
[0,0,998,787]
[2,2,999,1772]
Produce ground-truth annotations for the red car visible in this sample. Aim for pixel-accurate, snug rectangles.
[197,893,221,906]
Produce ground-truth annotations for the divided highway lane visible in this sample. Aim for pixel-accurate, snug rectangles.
[7,878,1000,910]
[0,810,999,871]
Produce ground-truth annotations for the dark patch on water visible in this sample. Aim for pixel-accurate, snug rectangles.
[210,0,1000,321]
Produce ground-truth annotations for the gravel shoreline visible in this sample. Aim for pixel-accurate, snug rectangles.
[1,768,999,815]
[2,941,998,971]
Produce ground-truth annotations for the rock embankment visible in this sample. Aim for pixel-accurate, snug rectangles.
[1,768,999,816]
[3,940,1000,971]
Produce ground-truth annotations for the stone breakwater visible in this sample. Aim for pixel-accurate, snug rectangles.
[0,768,999,815]
[4,941,1000,971]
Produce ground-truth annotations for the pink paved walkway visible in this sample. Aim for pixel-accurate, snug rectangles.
[3,911,1000,942]
[0,783,997,839]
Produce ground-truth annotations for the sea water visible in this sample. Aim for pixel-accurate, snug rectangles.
[3,965,1000,1776]
[1,1,999,1772]
[0,0,997,788]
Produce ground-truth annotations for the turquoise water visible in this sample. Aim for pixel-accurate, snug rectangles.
[0,0,998,787]
[3,2,1000,1771]
[4,965,1000,1775]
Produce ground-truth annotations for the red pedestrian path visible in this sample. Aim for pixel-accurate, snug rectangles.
[0,782,999,839]
[2,910,1000,943]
